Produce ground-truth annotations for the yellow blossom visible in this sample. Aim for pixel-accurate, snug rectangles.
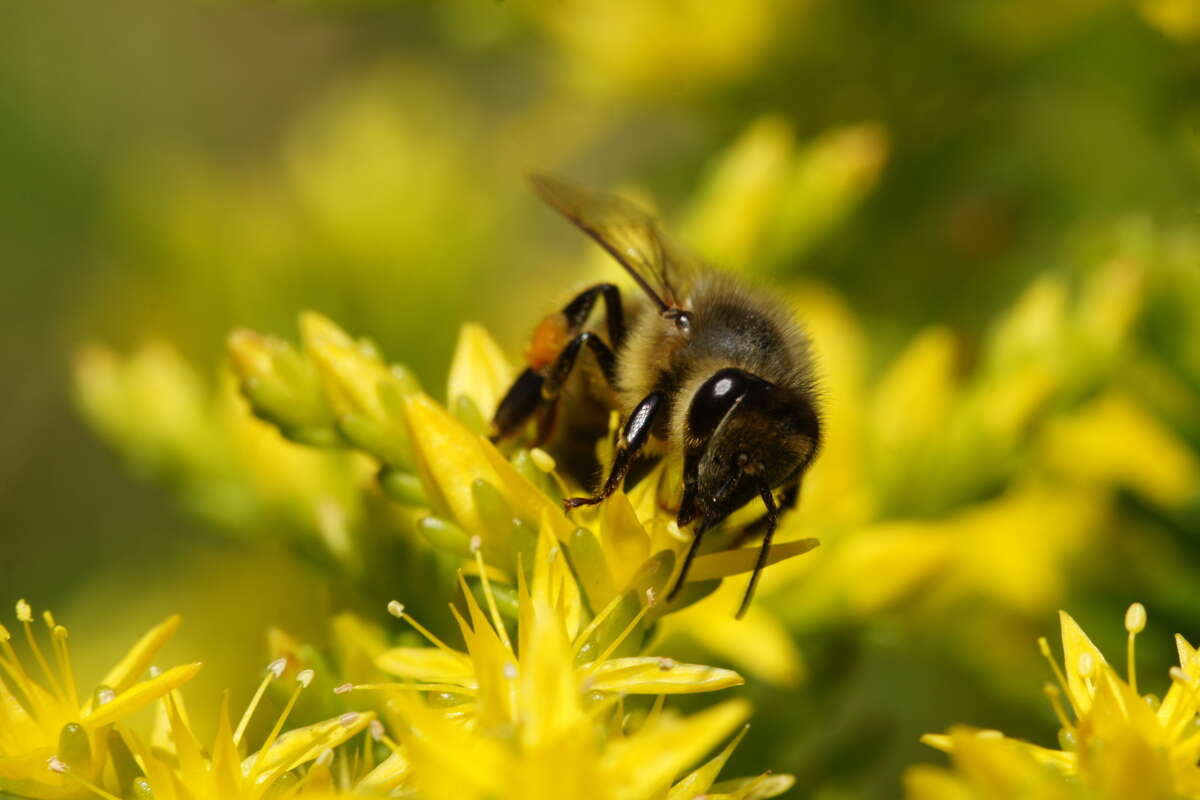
[916,604,1200,798]
[336,526,790,800]
[0,602,200,799]
[124,659,374,800]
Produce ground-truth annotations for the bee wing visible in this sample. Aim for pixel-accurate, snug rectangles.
[530,173,696,313]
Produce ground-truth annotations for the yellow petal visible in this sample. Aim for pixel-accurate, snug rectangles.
[1059,610,1107,716]
[598,492,653,592]
[714,772,797,799]
[687,538,819,582]
[376,647,476,686]
[357,752,413,794]
[243,711,374,784]
[301,311,392,420]
[208,695,243,798]
[903,765,973,800]
[452,575,518,731]
[96,614,182,696]
[84,662,202,728]
[447,323,513,420]
[390,692,507,798]
[585,657,742,695]
[603,699,751,800]
[667,726,748,799]
[405,394,574,544]
[519,601,581,750]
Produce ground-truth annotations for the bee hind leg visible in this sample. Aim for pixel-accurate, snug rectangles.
[490,368,546,443]
[491,283,623,443]
[564,390,665,511]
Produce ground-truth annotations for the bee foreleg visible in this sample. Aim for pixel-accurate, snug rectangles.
[564,390,665,511]
[728,479,799,549]
[667,516,713,603]
[735,483,781,619]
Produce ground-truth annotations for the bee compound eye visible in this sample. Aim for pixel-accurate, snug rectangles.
[687,368,750,440]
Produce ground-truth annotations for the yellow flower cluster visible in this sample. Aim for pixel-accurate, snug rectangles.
[911,604,1200,799]
[16,308,816,798]
[0,601,369,800]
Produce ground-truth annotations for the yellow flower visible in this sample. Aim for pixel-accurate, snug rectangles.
[915,604,1200,799]
[125,660,374,800]
[336,527,790,800]
[0,601,200,799]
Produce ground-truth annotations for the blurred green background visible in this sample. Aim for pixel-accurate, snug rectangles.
[5,0,1200,797]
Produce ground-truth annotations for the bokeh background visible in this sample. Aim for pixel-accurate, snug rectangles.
[5,0,1200,797]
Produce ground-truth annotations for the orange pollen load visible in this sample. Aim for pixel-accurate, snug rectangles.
[525,312,571,370]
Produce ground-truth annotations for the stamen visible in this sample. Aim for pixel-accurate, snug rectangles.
[45,756,123,800]
[472,552,513,653]
[368,718,404,756]
[1038,637,1080,717]
[350,681,476,696]
[587,598,652,669]
[386,601,460,657]
[573,592,638,658]
[233,659,286,746]
[339,712,360,727]
[333,683,354,695]
[19,602,65,699]
[0,625,40,712]
[1126,603,1146,695]
[1043,683,1075,731]
[1077,652,1096,696]
[247,670,312,779]
[52,626,80,709]
[648,693,666,723]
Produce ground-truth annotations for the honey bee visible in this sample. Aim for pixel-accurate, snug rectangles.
[492,175,822,617]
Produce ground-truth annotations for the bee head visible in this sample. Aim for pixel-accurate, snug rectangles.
[680,368,821,526]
